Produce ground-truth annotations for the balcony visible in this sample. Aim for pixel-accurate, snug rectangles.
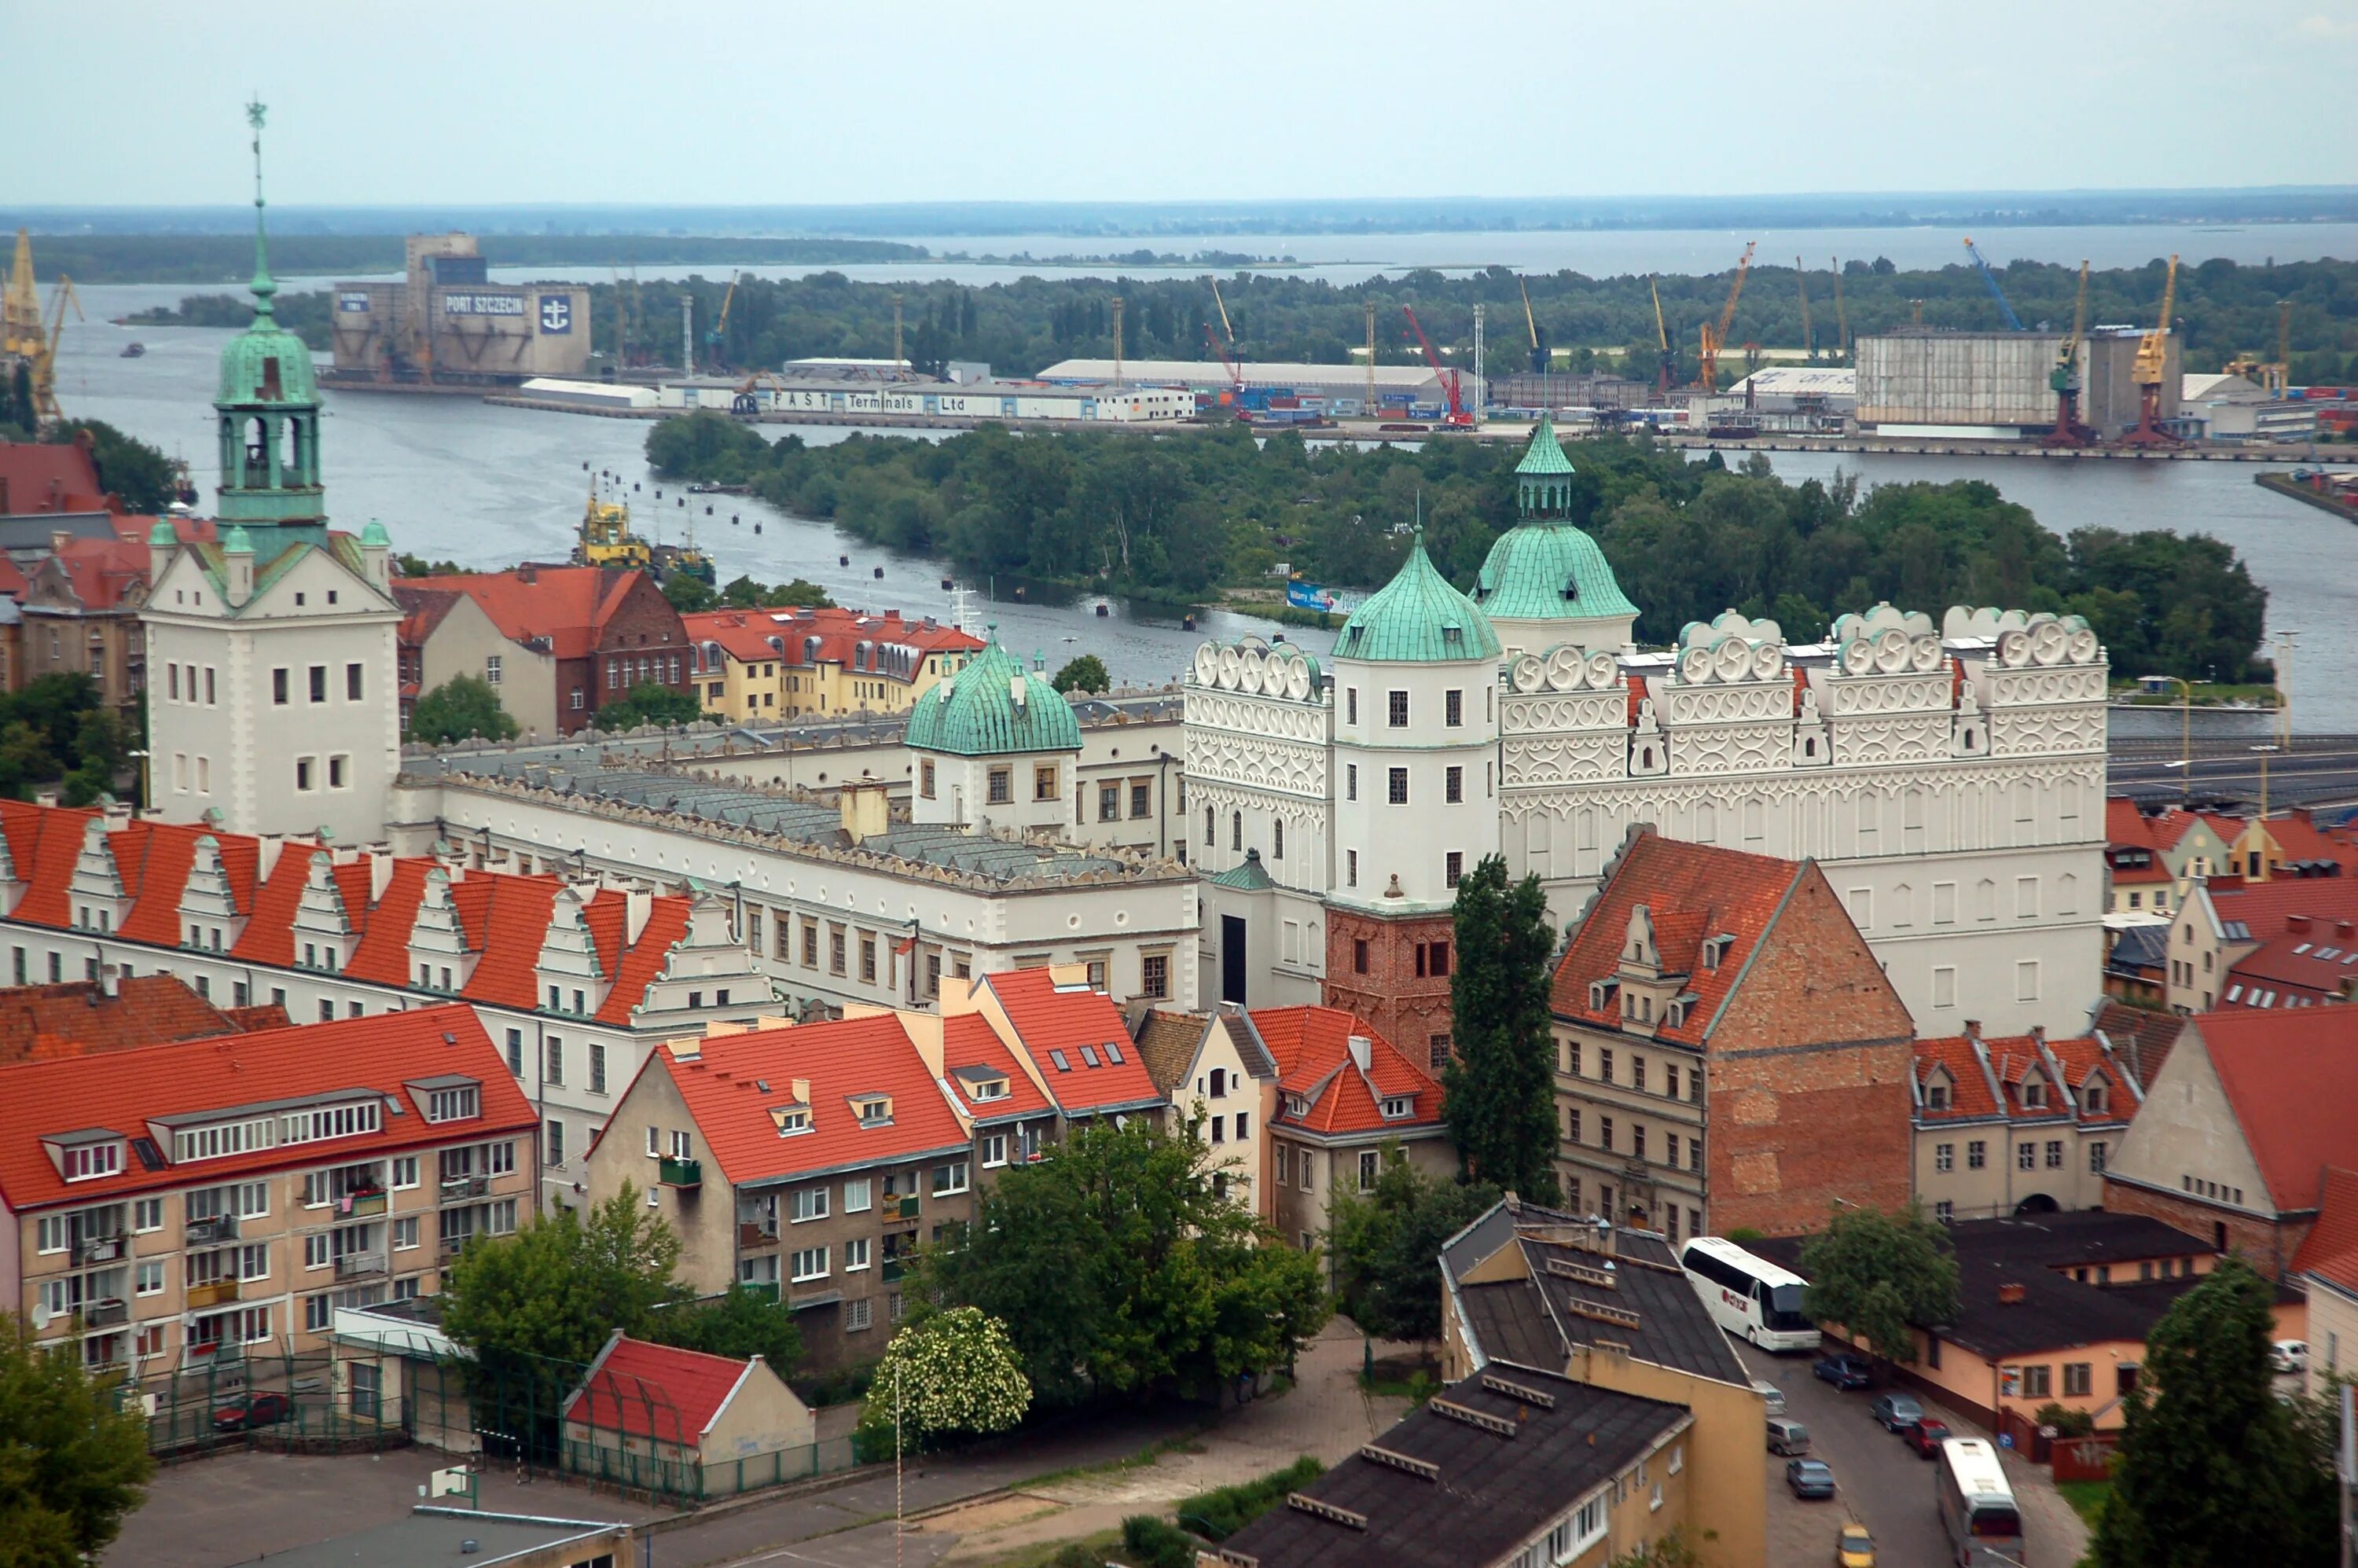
[657,1156,702,1189]
[442,1232,472,1255]
[81,1298,130,1329]
[737,1221,779,1248]
[343,1190,388,1218]
[73,1233,127,1265]
[185,1279,241,1309]
[186,1214,240,1245]
[439,1175,489,1204]
[334,1250,387,1281]
[738,1280,780,1304]
[881,1258,908,1283]
[891,1195,920,1221]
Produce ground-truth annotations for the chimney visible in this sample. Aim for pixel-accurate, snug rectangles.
[839,780,891,845]
[147,519,176,586]
[791,1077,810,1104]
[50,529,71,558]
[1997,1282,2026,1305]
[516,564,537,586]
[625,886,652,945]
[255,834,284,882]
[368,850,395,902]
[1346,1034,1372,1071]
[2288,914,2312,934]
[2029,1025,2046,1047]
[99,962,121,1000]
[1963,1019,1982,1043]
[2338,920,2354,940]
[222,527,255,608]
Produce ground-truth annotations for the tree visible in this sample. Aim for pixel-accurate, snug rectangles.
[855,1306,1030,1453]
[1049,653,1109,694]
[0,1313,154,1566]
[919,1117,1330,1408]
[593,681,703,731]
[47,421,177,515]
[1328,1154,1499,1342]
[409,675,521,745]
[649,1285,801,1375]
[1443,855,1561,1203]
[1796,1203,1959,1365]
[2093,1257,2338,1567]
[661,572,719,613]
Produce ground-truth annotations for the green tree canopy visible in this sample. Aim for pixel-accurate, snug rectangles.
[660,572,719,613]
[0,1313,155,1566]
[1049,654,1109,694]
[855,1305,1030,1452]
[917,1116,1330,1408]
[47,420,178,515]
[1443,855,1561,1203]
[1796,1203,1960,1364]
[719,574,836,610]
[593,681,703,732]
[2093,1256,2338,1567]
[409,674,520,745]
[651,1284,802,1375]
[1327,1154,1500,1342]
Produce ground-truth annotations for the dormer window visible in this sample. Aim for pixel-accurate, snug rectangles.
[1589,980,1615,1012]
[420,1081,480,1124]
[2019,1077,2046,1110]
[972,1078,1008,1103]
[1284,1094,1310,1118]
[771,1106,811,1137]
[2082,1079,2108,1114]
[1380,1096,1414,1121]
[46,1131,125,1183]
[852,1095,894,1127]
[1926,1079,1950,1111]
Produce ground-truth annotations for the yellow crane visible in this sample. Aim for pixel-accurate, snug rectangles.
[2119,254,2180,447]
[4,230,80,425]
[706,270,745,369]
[1517,274,1547,373]
[1210,277,1236,351]
[1696,241,1754,393]
[1794,256,1814,362]
[1829,257,1849,360]
[1649,276,1674,395]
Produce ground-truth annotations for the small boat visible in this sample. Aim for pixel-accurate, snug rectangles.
[940,577,954,590]
[1094,601,1110,617]
[119,342,145,358]
[686,482,718,494]
[839,555,850,567]
[872,567,883,579]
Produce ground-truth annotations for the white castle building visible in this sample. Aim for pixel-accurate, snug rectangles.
[1184,417,2107,1056]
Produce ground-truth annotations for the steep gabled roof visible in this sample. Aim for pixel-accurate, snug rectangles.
[458,875,563,1008]
[986,968,1160,1113]
[1252,1004,1442,1137]
[2291,1166,2358,1294]
[1913,1034,2001,1121]
[938,1012,1056,1126]
[0,975,261,1065]
[400,565,667,661]
[0,439,111,515]
[2198,876,2358,946]
[595,896,689,1026]
[112,821,206,946]
[2106,798,2160,852]
[2089,1001,2185,1091]
[2187,1009,2358,1214]
[0,800,94,927]
[563,1333,757,1445]
[343,859,435,986]
[228,846,317,967]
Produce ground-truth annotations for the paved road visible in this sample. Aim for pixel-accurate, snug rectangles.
[1741,1346,1954,1568]
[2110,736,2358,809]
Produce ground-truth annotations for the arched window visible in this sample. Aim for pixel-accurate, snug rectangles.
[1231,811,1242,851]
[1210,1068,1227,1097]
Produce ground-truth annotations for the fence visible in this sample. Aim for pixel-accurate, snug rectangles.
[561,1433,859,1501]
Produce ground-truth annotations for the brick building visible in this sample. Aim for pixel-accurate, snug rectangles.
[1548,827,1915,1239]
[2103,1006,2358,1280]
[398,565,688,733]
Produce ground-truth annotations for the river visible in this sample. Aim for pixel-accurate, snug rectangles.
[53,288,2355,727]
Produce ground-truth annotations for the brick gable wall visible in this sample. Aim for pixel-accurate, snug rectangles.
[587,575,692,729]
[1322,908,1456,1074]
[2100,1178,2313,1283]
[1704,866,1917,1236]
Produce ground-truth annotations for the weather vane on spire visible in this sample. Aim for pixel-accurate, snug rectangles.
[244,96,277,316]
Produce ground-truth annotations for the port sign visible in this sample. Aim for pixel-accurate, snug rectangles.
[540,295,573,333]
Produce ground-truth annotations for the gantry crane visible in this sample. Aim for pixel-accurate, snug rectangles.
[3,230,79,425]
[1649,277,1675,396]
[1696,241,1754,394]
[2117,254,2182,447]
[706,270,745,369]
[2044,259,2095,446]
[1829,258,1850,361]
[1795,258,1815,362]
[1400,306,1471,427]
[1963,237,2026,330]
[1518,275,1548,374]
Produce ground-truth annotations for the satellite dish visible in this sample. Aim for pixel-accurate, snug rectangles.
[1193,643,1220,685]
[2066,626,2099,664]
[1511,654,1546,693]
[1713,637,1752,681]
[1912,635,1945,674]
[1586,651,1621,690]
[1284,655,1313,700]
[1840,638,1876,677]
[1678,645,1713,684]
[1750,641,1783,681]
[1216,645,1242,689]
[1544,647,1585,692]
[1997,629,2032,668]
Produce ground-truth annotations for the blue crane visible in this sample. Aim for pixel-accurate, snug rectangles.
[1962,238,2025,331]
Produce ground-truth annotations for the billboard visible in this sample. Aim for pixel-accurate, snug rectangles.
[443,293,527,317]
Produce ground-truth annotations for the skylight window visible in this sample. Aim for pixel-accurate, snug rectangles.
[1104,1041,1126,1065]
[1049,1049,1071,1072]
[1079,1045,1101,1068]
[2294,942,2312,954]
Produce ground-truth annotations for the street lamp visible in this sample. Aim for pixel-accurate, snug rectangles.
[2272,629,2300,751]
[2253,744,2281,876]
[2141,674,2194,803]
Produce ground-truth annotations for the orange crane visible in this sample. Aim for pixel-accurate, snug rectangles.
[1401,306,1471,427]
[1649,277,1675,395]
[1696,241,1755,393]
[2117,254,2181,447]
[1203,323,1246,416]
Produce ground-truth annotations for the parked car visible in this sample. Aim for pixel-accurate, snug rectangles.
[1768,1416,1813,1455]
[2272,1340,2309,1375]
[1754,1379,1787,1416]
[1870,1393,1923,1432]
[1905,1418,1953,1456]
[1813,1353,1874,1390]
[1786,1457,1838,1500]
[1837,1522,1877,1566]
[211,1392,292,1432]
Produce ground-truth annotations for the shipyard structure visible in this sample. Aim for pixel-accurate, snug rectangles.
[328,234,590,387]
[1853,327,2179,440]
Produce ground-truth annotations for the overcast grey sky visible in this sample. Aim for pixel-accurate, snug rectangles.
[9,1,2356,207]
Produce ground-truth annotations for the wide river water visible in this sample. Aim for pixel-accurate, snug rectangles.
[54,285,2355,729]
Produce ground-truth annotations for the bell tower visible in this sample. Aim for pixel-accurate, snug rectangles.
[212,98,326,537]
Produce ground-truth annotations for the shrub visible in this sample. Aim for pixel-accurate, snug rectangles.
[1175,1455,1325,1540]
[1121,1515,1198,1568]
[2036,1401,2097,1437]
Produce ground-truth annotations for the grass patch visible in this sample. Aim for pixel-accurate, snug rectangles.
[1020,1429,1208,1492]
[1174,1455,1326,1541]
[2110,680,2279,707]
[976,1525,1125,1568]
[2056,1478,2111,1529]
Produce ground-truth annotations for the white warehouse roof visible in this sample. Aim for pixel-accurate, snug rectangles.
[1724,367,1857,397]
[1037,358,1463,391]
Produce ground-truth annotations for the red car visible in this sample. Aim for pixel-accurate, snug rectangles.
[1905,1417,1952,1457]
[211,1392,292,1432]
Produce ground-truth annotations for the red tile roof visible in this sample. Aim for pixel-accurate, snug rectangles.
[0,975,264,1065]
[1252,1005,1442,1137]
[0,439,111,515]
[31,536,152,611]
[2203,879,2358,946]
[112,821,207,946]
[2038,1034,2136,1125]
[228,846,315,967]
[0,1004,533,1211]
[2220,924,2358,1008]
[2186,1008,2358,1214]
[2255,810,2358,873]
[984,968,1162,1113]
[652,1015,969,1188]
[458,876,561,1010]
[939,1012,1056,1124]
[2106,799,2160,853]
[595,895,688,1026]
[401,565,659,661]
[344,860,434,987]
[563,1334,756,1445]
[1913,1034,2000,1121]
[2090,1001,2185,1092]
[1548,829,1809,1045]
[2291,1166,2358,1294]
[685,607,982,673]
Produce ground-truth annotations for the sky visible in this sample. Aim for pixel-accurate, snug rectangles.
[8,0,2356,207]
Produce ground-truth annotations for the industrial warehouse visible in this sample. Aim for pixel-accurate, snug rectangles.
[326,233,591,387]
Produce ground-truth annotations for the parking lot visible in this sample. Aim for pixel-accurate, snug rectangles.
[1742,1344,2088,1568]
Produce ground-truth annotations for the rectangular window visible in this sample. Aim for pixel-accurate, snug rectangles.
[545,1120,565,1166]
[1387,690,1409,727]
[987,768,1011,805]
[931,1161,970,1196]
[273,668,288,705]
[791,1187,829,1223]
[791,1247,828,1283]
[1346,764,1357,802]
[1346,849,1358,887]
[1932,964,1958,1008]
[590,1042,607,1095]
[843,1177,872,1213]
[328,755,347,789]
[1445,851,1463,887]
[346,663,364,700]
[2090,1141,2108,1173]
[2022,1364,2052,1398]
[2016,960,2040,1002]
[1346,688,1358,725]
[1141,952,1170,1000]
[2018,1142,2037,1172]
[1098,781,1119,822]
[845,1237,870,1272]
[1445,689,1462,727]
[296,758,314,792]
[1968,1140,1986,1170]
[1445,766,1463,803]
[1936,1142,1954,1173]
[2063,1362,2092,1397]
[544,1037,564,1086]
[308,666,327,703]
[1387,767,1408,805]
[393,1217,420,1250]
[1358,1150,1380,1192]
[1034,764,1059,801]
[2045,1140,2065,1169]
[1130,780,1151,818]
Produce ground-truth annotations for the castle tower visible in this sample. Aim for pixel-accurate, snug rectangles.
[1472,414,1640,656]
[1322,531,1503,1067]
[141,102,402,844]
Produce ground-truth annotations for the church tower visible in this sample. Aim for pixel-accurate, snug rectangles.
[141,102,402,844]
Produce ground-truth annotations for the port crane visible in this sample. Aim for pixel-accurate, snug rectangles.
[1203,322,1246,413]
[1648,277,1676,395]
[1795,258,1815,361]
[1829,259,1849,361]
[1962,238,2025,330]
[2044,259,2095,446]
[1517,275,1548,374]
[2227,299,2294,398]
[3,230,80,424]
[706,270,745,369]
[1400,305,1471,427]
[1696,241,1754,394]
[2117,253,2182,447]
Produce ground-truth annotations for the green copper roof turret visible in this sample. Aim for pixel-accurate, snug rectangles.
[1515,413,1577,476]
[1334,531,1502,663]
[1473,521,1640,624]
[147,519,178,545]
[905,633,1083,757]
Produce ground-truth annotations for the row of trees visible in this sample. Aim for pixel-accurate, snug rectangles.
[648,413,2272,682]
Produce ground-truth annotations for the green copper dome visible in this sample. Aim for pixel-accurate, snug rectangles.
[1474,523,1640,624]
[905,637,1082,757]
[216,319,319,409]
[1334,533,1502,664]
